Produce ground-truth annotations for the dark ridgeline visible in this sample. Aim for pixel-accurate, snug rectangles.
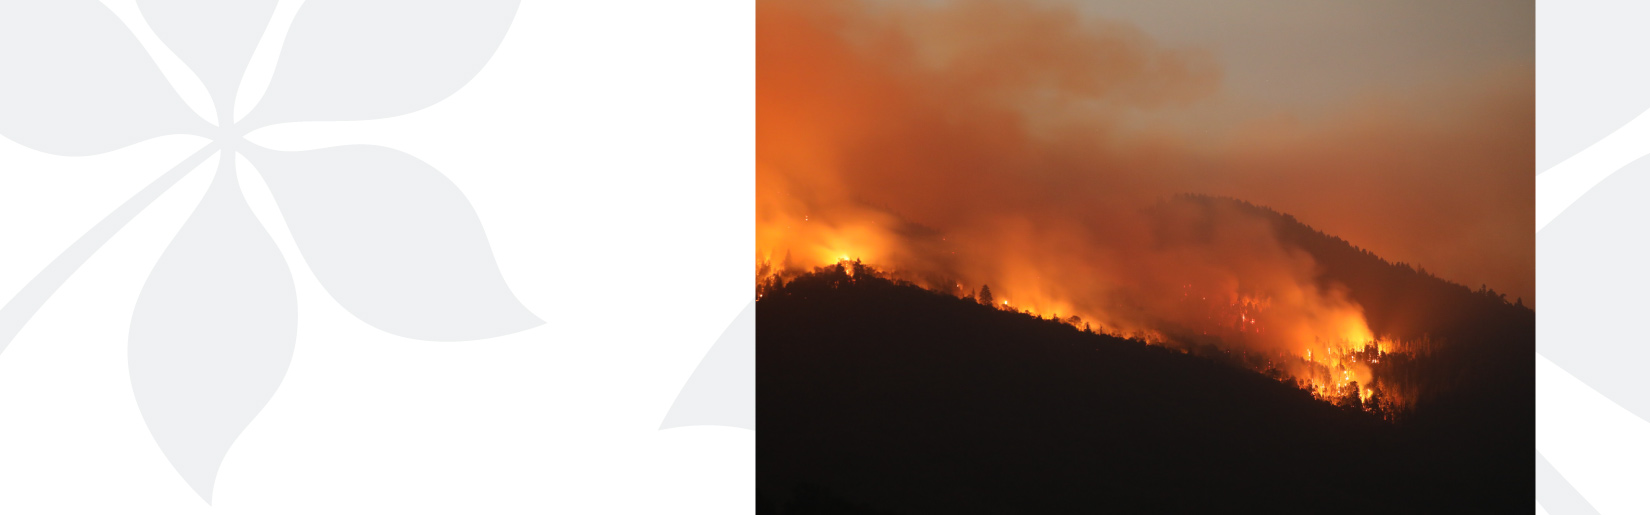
[757,196,1532,514]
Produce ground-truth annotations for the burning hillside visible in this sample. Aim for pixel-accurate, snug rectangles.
[757,0,1529,418]
[757,0,1531,511]
[756,217,1419,419]
[756,257,1529,513]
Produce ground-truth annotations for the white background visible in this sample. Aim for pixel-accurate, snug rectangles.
[0,0,753,512]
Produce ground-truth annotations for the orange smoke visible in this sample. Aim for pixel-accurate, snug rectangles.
[758,0,1528,409]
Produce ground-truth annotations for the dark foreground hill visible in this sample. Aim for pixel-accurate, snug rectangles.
[757,264,1530,513]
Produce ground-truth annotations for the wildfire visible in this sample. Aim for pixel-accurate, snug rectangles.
[756,251,1411,417]
[754,0,1426,420]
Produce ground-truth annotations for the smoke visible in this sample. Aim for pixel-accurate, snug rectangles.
[757,0,1531,361]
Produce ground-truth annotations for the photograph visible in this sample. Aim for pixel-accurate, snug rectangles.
[756,0,1533,512]
[21,0,1650,512]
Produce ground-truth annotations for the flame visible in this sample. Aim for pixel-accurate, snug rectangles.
[753,0,1463,418]
[760,250,1411,414]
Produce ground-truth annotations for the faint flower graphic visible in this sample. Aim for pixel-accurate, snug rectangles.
[661,301,753,431]
[0,0,537,502]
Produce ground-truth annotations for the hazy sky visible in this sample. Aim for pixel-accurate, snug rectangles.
[1075,0,1536,303]
[759,0,1533,306]
[1076,0,1532,119]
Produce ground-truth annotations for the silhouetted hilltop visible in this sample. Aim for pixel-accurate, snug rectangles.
[759,233,1530,513]
[1151,195,1532,422]
[1156,195,1530,340]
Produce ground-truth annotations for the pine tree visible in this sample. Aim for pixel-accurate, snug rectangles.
[978,284,994,306]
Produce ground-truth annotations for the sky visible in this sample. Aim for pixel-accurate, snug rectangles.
[1077,0,1531,117]
[758,0,1534,311]
[1078,0,1535,304]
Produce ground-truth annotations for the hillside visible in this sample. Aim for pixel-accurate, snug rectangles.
[757,255,1530,513]
[1152,196,1532,431]
[1159,195,1532,341]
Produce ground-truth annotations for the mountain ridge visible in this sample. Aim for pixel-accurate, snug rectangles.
[758,197,1531,514]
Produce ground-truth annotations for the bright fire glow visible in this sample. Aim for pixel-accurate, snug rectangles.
[753,0,1429,418]
[756,251,1412,416]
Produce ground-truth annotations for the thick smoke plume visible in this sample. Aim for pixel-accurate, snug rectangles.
[757,0,1530,386]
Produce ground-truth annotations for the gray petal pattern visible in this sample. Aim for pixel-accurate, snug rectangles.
[661,302,754,430]
[0,0,537,503]
[247,145,541,341]
[137,0,279,121]
[0,0,204,156]
[241,0,519,128]
[129,155,297,502]
[1537,0,1650,174]
[1538,152,1650,421]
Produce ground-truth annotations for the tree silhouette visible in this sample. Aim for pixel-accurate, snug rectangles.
[978,284,993,306]
[1339,381,1363,411]
[1367,384,1389,420]
[760,262,1531,513]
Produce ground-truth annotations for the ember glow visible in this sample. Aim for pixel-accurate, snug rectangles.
[758,0,1529,415]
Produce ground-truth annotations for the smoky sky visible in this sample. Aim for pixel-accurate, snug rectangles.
[1076,0,1533,118]
[759,0,1533,307]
